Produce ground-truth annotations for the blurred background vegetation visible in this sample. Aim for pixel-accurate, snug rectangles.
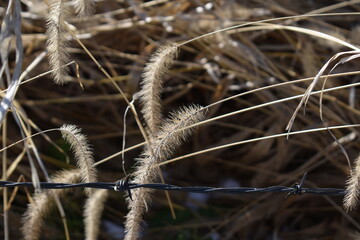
[1,0,360,239]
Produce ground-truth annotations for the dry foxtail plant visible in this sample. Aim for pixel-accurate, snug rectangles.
[74,0,95,17]
[60,124,97,196]
[22,125,98,239]
[123,44,206,240]
[84,189,109,240]
[46,0,96,84]
[22,169,82,240]
[46,0,70,84]
[138,43,178,136]
[125,105,205,240]
[8,1,360,239]
[344,154,360,212]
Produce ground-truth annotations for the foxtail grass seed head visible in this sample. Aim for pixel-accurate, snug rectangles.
[84,189,109,240]
[22,170,81,240]
[60,124,97,196]
[74,0,95,17]
[139,43,178,136]
[153,105,206,160]
[344,154,360,211]
[124,105,205,240]
[46,0,70,84]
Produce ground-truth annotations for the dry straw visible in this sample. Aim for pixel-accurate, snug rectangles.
[22,169,81,240]
[16,2,360,239]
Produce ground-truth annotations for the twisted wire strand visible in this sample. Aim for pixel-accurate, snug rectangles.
[0,177,346,196]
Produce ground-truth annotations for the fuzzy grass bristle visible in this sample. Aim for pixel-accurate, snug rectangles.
[124,105,205,240]
[21,169,81,240]
[139,43,178,136]
[60,124,97,196]
[74,0,95,17]
[84,189,108,240]
[344,154,360,212]
[46,0,70,84]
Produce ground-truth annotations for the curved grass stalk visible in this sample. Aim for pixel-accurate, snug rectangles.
[0,59,75,94]
[226,23,356,50]
[60,125,97,196]
[180,80,360,133]
[158,124,360,167]
[0,125,97,196]
[179,12,360,49]
[1,73,359,165]
[93,70,360,166]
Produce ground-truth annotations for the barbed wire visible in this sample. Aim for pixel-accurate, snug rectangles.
[0,172,347,199]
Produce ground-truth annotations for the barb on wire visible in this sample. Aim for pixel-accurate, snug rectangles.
[286,171,308,198]
[0,172,346,197]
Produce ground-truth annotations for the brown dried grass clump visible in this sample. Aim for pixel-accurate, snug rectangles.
[2,0,360,239]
